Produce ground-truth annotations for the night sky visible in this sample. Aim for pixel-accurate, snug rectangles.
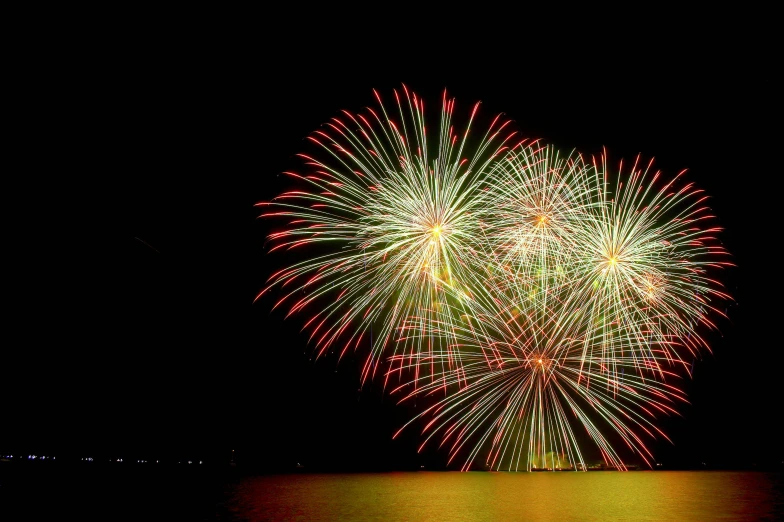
[6,16,781,472]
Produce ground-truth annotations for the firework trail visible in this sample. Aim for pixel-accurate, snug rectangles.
[256,85,525,384]
[391,290,693,471]
[259,86,732,471]
[470,142,601,328]
[564,151,734,381]
[389,149,732,471]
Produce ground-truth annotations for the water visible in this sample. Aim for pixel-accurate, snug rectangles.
[2,466,782,521]
[216,471,784,521]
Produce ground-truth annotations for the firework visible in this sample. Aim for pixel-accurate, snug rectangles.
[472,142,601,307]
[391,289,692,471]
[256,85,525,384]
[389,149,732,471]
[564,151,733,378]
[259,85,732,471]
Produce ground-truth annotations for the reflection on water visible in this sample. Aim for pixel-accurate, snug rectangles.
[219,471,784,521]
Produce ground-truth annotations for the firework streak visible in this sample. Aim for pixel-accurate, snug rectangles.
[258,85,732,471]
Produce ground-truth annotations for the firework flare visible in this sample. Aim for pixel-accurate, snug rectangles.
[259,86,732,471]
[564,151,733,379]
[256,85,525,384]
[471,142,601,311]
[390,149,732,471]
[391,288,692,471]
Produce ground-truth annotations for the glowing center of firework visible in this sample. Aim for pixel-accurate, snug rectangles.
[536,216,547,227]
[431,224,442,237]
[528,354,553,373]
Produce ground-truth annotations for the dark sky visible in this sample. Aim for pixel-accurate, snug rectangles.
[6,16,781,471]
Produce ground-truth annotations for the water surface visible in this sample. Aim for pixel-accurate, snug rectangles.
[3,465,781,520]
[218,471,784,521]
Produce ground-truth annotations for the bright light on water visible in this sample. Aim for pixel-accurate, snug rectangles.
[220,471,784,521]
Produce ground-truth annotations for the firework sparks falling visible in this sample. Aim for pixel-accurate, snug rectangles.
[564,151,734,379]
[389,148,732,471]
[477,142,600,292]
[258,86,732,471]
[256,85,525,384]
[391,281,692,472]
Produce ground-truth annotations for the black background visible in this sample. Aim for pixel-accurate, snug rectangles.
[6,10,781,472]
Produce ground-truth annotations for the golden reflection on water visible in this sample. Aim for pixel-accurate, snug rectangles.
[225,471,783,521]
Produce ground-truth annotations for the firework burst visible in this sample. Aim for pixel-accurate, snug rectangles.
[388,149,732,471]
[259,86,732,471]
[256,85,525,384]
[564,151,734,380]
[392,280,695,471]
